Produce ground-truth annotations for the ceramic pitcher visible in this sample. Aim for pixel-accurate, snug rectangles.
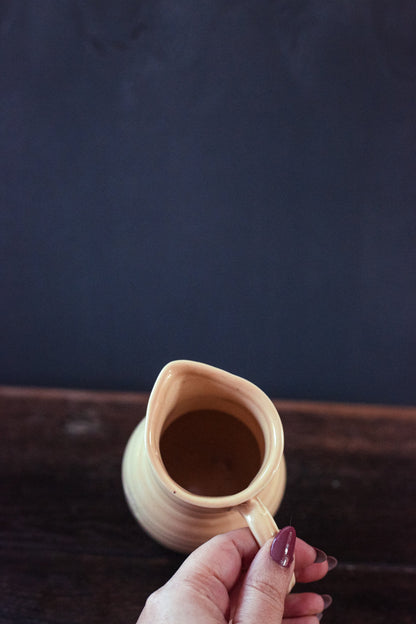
[121,360,287,553]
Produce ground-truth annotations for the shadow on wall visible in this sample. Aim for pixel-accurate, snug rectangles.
[1,1,415,404]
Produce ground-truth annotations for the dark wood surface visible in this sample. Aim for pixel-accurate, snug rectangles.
[1,387,415,623]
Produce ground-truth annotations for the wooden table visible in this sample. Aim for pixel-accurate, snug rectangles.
[1,387,415,623]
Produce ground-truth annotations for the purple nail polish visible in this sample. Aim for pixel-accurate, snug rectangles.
[314,548,327,564]
[327,555,338,571]
[270,526,296,567]
[322,594,333,610]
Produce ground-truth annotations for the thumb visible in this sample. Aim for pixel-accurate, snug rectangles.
[232,526,296,624]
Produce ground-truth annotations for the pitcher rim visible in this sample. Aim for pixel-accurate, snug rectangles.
[145,359,284,509]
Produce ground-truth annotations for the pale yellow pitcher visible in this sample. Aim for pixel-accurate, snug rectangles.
[122,360,288,557]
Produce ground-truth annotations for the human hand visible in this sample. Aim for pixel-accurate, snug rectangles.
[137,526,336,623]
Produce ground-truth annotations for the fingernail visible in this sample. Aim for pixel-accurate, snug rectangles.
[270,526,296,567]
[316,594,333,621]
[322,594,333,610]
[327,555,338,571]
[314,547,327,563]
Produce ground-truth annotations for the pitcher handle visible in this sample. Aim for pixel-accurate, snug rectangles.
[238,497,296,592]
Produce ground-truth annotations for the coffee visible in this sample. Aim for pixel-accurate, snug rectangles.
[159,409,263,497]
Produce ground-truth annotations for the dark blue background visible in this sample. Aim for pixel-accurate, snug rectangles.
[1,1,415,404]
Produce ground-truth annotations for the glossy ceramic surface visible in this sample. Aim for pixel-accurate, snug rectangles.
[122,360,287,553]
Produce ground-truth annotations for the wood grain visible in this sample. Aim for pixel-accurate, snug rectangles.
[1,387,415,623]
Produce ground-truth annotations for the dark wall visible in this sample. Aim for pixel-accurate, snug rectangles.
[1,1,415,404]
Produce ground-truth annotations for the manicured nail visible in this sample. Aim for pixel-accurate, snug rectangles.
[327,555,338,571]
[314,547,327,563]
[316,593,333,620]
[270,526,296,567]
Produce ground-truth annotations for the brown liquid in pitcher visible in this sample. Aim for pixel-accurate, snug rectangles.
[160,409,263,497]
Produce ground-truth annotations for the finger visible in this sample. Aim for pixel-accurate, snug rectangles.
[168,528,259,615]
[177,527,259,588]
[283,592,331,618]
[283,617,321,624]
[295,561,328,584]
[233,526,296,624]
[295,554,338,584]
[294,538,327,571]
[296,562,328,584]
[294,538,337,584]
